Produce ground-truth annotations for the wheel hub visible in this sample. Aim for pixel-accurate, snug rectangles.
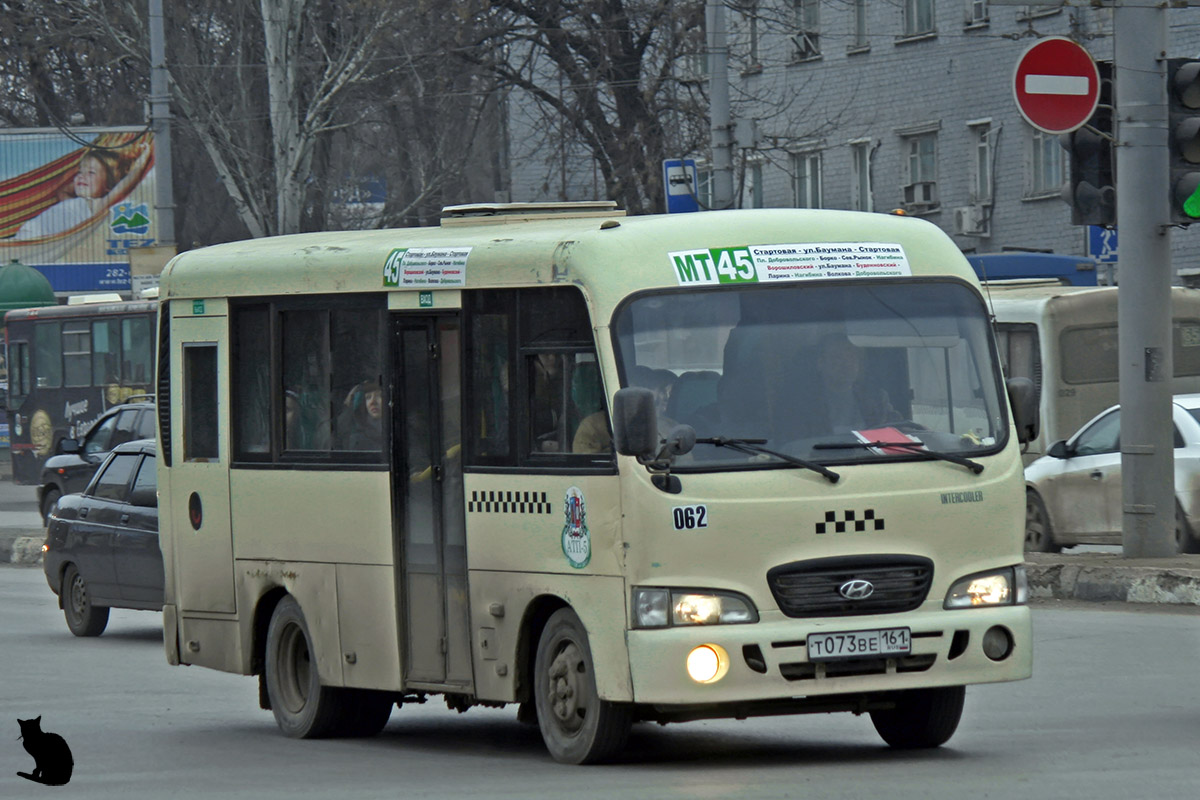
[547,642,586,733]
[70,574,87,617]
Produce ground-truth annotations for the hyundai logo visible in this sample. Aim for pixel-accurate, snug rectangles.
[838,579,875,600]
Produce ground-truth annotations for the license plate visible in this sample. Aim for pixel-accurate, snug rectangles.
[807,628,911,661]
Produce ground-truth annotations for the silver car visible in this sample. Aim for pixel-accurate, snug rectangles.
[1024,394,1200,553]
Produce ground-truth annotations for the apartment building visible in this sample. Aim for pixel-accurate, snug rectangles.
[503,2,1200,279]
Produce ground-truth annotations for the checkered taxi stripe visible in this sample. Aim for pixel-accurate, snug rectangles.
[467,490,553,515]
[815,509,885,534]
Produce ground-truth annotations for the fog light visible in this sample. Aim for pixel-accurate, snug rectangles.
[686,644,729,684]
[982,626,1013,661]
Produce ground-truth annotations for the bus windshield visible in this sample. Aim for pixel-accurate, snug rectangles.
[613,280,1007,470]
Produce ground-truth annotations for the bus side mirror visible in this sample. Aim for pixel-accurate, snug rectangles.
[613,387,658,460]
[1006,377,1039,444]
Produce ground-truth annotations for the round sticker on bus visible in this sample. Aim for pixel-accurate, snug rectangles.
[561,486,591,569]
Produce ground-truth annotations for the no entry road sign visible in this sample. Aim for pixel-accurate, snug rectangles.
[1013,36,1101,135]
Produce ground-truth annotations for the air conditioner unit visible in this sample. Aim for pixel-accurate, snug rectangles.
[952,204,990,237]
[903,181,937,207]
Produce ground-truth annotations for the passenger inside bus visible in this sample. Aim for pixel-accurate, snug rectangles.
[570,361,610,453]
[337,380,383,450]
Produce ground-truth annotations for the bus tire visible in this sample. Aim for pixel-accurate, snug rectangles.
[533,607,631,764]
[1025,490,1060,553]
[265,595,353,739]
[870,685,965,749]
[63,564,109,637]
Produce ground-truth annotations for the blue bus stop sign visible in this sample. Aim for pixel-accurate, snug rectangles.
[663,159,700,213]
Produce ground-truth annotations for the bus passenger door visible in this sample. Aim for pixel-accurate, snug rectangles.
[167,310,235,614]
[393,316,471,688]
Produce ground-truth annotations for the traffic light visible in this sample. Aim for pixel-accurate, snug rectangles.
[1060,61,1115,227]
[1168,59,1200,225]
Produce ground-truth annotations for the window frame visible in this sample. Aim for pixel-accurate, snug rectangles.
[850,139,874,212]
[791,150,823,209]
[901,0,936,38]
[791,0,821,61]
[464,286,615,474]
[1028,126,1066,199]
[229,294,388,468]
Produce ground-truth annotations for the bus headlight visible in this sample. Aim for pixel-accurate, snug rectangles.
[943,566,1028,609]
[633,587,759,628]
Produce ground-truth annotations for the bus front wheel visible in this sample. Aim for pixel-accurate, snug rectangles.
[870,685,965,749]
[265,596,391,738]
[533,607,631,764]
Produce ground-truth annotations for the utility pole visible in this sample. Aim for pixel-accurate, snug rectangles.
[1115,4,1176,556]
[707,0,733,209]
[148,0,176,248]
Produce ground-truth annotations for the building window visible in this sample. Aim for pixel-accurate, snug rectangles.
[696,165,714,210]
[745,161,764,208]
[966,0,988,26]
[1029,127,1065,197]
[851,141,873,212]
[970,122,993,204]
[792,0,820,60]
[851,0,869,50]
[902,132,938,210]
[1018,4,1061,21]
[903,0,935,36]
[743,1,762,72]
[792,151,822,208]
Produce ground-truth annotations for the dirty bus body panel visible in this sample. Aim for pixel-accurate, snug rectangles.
[157,205,1032,763]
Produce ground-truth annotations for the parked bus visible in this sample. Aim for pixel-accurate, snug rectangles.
[5,297,155,484]
[157,203,1036,764]
[986,281,1200,462]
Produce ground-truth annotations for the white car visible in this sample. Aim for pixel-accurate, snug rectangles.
[1024,394,1200,553]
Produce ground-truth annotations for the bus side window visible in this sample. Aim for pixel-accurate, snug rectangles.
[465,286,610,466]
[34,322,62,389]
[9,342,29,407]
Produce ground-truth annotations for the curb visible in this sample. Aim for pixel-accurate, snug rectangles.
[1025,560,1200,605]
[0,531,45,567]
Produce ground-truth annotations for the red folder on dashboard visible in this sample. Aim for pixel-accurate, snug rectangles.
[853,427,924,455]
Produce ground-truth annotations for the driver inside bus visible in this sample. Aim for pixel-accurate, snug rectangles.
[809,334,899,434]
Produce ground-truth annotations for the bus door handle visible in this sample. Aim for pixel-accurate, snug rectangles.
[1090,470,1103,480]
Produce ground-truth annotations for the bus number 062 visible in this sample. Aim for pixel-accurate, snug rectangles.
[672,505,708,531]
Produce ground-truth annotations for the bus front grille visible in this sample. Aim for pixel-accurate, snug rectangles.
[778,654,937,681]
[766,555,934,617]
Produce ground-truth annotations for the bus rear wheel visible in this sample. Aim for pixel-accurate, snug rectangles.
[265,596,391,738]
[534,607,631,764]
[870,685,965,749]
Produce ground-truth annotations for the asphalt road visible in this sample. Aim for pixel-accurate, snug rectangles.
[1,566,1198,800]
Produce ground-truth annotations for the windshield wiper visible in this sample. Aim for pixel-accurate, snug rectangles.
[813,439,984,475]
[695,436,840,483]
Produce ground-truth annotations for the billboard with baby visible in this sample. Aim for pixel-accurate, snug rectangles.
[0,127,157,294]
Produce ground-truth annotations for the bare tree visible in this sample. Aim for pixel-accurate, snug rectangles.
[467,0,709,214]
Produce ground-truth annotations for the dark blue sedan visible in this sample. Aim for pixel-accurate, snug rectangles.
[42,438,161,636]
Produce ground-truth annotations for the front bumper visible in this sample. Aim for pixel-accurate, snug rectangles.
[627,604,1031,707]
